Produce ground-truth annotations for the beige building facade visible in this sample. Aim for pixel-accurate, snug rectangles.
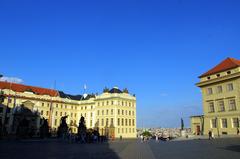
[192,57,240,135]
[0,81,137,138]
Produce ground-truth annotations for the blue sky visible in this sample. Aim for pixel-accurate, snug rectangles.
[0,0,240,128]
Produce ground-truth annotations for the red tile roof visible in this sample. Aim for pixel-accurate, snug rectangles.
[199,57,240,78]
[0,81,58,97]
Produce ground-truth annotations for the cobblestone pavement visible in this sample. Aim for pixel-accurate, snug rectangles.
[0,138,240,159]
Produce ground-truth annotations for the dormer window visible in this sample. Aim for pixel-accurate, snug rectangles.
[227,71,231,74]
[207,76,211,80]
[216,74,220,77]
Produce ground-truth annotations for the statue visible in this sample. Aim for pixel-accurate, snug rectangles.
[78,115,87,143]
[40,118,49,138]
[57,116,69,139]
[181,118,184,130]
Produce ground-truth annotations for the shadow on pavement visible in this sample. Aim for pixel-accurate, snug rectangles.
[222,145,240,153]
[0,140,120,159]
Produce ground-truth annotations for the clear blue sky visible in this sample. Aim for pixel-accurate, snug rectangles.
[0,0,240,128]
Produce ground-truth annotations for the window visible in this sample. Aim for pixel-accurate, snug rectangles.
[71,113,73,117]
[101,119,104,126]
[208,102,214,113]
[129,111,131,116]
[227,83,233,91]
[42,103,44,107]
[122,128,124,133]
[65,112,67,116]
[55,111,58,116]
[65,105,67,109]
[126,128,127,133]
[207,76,211,80]
[125,119,128,126]
[97,110,100,115]
[132,111,134,116]
[118,128,120,133]
[122,118,124,126]
[106,118,109,126]
[216,86,222,93]
[232,118,239,128]
[207,88,213,95]
[55,119,57,126]
[85,106,87,110]
[129,128,131,133]
[229,99,236,111]
[75,113,77,117]
[211,119,217,128]
[91,106,93,109]
[41,110,43,115]
[90,113,92,117]
[227,71,231,74]
[118,118,120,126]
[90,120,92,127]
[132,119,135,126]
[122,110,124,115]
[218,101,225,112]
[56,104,58,108]
[111,118,113,125]
[106,110,109,115]
[133,128,135,133]
[60,112,62,116]
[221,119,227,128]
[111,109,113,115]
[118,109,120,115]
[129,119,131,126]
[125,110,127,115]
[216,74,220,77]
[46,111,49,116]
[102,110,104,115]
[111,101,114,105]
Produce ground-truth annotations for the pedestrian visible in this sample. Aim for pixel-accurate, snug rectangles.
[155,135,159,142]
[237,128,239,136]
[140,135,143,143]
[208,130,212,140]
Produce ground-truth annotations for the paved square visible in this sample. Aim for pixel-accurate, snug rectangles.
[0,138,240,159]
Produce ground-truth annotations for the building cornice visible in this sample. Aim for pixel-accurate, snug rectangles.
[196,72,240,88]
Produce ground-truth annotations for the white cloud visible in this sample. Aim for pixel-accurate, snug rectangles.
[0,76,23,84]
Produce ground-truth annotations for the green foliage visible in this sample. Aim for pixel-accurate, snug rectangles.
[141,131,152,137]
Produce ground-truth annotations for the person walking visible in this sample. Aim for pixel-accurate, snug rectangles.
[237,128,239,136]
[155,135,159,142]
[140,134,143,143]
[208,130,212,140]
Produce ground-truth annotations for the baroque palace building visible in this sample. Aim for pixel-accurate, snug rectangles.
[0,81,137,138]
[191,57,240,136]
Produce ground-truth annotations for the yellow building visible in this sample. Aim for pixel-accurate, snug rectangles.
[192,57,240,135]
[0,81,137,138]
